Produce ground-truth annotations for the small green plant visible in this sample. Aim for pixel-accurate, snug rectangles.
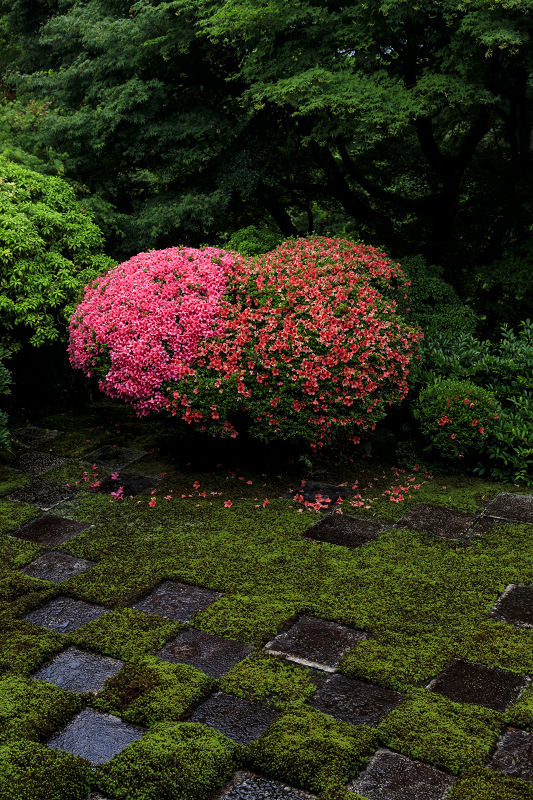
[0,346,11,452]
[413,378,500,461]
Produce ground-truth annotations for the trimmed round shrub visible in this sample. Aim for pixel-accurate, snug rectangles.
[69,237,423,448]
[414,378,501,460]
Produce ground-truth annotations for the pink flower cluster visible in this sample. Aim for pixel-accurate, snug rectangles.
[68,247,243,414]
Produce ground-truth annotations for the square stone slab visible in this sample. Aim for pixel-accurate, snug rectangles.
[93,472,159,497]
[427,658,529,712]
[13,426,59,448]
[397,503,477,540]
[304,514,382,549]
[264,616,367,672]
[21,552,95,582]
[191,692,278,744]
[47,707,144,766]
[132,580,222,623]
[483,493,533,524]
[308,674,403,726]
[216,771,317,800]
[490,729,533,783]
[33,646,122,693]
[13,516,89,547]
[285,481,353,509]
[11,450,67,477]
[492,584,533,627]
[348,749,454,800]
[24,596,108,633]
[156,629,253,678]
[84,445,147,470]
[5,480,74,511]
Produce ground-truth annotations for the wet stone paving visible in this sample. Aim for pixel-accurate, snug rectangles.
[348,749,455,800]
[492,583,533,627]
[490,729,533,782]
[428,658,530,712]
[307,673,403,726]
[33,647,122,693]
[132,580,222,622]
[6,479,74,510]
[84,445,147,470]
[156,628,254,678]
[92,472,159,496]
[11,449,67,476]
[397,503,478,540]
[304,513,383,549]
[13,515,90,546]
[483,492,533,524]
[218,772,317,800]
[265,615,366,671]
[24,596,108,633]
[21,551,95,582]
[47,707,144,766]
[191,693,278,744]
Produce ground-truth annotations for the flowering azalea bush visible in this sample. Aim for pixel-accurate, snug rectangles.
[413,378,501,461]
[69,238,423,449]
[68,247,243,414]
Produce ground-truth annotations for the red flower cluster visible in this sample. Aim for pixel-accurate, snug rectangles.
[69,238,422,449]
[164,238,422,448]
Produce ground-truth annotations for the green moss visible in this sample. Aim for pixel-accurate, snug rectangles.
[246,706,376,794]
[0,499,39,534]
[0,740,92,800]
[96,722,237,800]
[449,767,533,799]
[0,536,41,571]
[72,608,183,661]
[92,658,213,727]
[0,675,83,744]
[377,690,502,774]
[0,467,30,498]
[505,683,533,730]
[220,651,318,707]
[0,618,65,676]
[194,594,300,646]
[0,571,55,616]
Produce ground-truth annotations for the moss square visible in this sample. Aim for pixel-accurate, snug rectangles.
[0,674,83,744]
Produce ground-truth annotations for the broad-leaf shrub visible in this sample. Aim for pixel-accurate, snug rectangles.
[70,238,422,449]
[417,321,533,483]
[413,379,501,461]
[0,156,115,350]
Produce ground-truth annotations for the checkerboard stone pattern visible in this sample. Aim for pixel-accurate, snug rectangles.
[217,772,317,800]
[21,552,95,582]
[428,658,529,712]
[397,503,477,540]
[483,493,533,524]
[265,616,366,671]
[13,516,89,547]
[33,647,122,694]
[348,749,455,800]
[308,674,403,726]
[304,514,382,549]
[490,729,533,782]
[156,629,253,678]
[24,596,108,633]
[47,707,144,766]
[6,480,74,511]
[492,584,533,627]
[191,693,278,744]
[132,580,222,623]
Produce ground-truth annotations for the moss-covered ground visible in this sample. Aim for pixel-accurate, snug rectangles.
[1,401,533,799]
